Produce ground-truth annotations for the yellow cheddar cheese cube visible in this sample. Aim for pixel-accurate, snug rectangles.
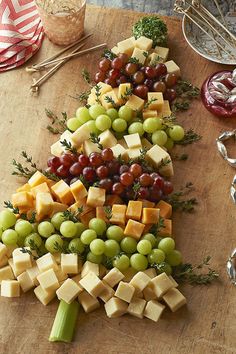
[98,130,117,149]
[156,200,172,219]
[144,299,165,322]
[135,36,153,50]
[0,255,8,268]
[36,192,54,218]
[87,187,105,208]
[124,133,141,149]
[51,180,74,205]
[117,37,135,56]
[124,219,145,240]
[31,182,50,198]
[154,46,169,62]
[104,297,128,318]
[12,191,34,210]
[68,198,87,213]
[28,171,49,188]
[103,267,124,288]
[91,82,112,96]
[115,281,135,303]
[100,90,119,110]
[125,94,144,111]
[158,218,172,236]
[0,265,15,283]
[146,145,174,177]
[110,204,127,225]
[156,100,172,118]
[126,201,142,221]
[147,92,164,110]
[71,124,92,148]
[99,264,107,279]
[34,285,56,305]
[162,287,187,312]
[70,180,88,201]
[96,207,109,223]
[127,297,146,319]
[118,83,132,100]
[17,271,34,292]
[16,183,31,193]
[1,280,20,297]
[141,208,159,224]
[165,60,181,77]
[142,109,158,119]
[0,242,7,260]
[117,138,128,149]
[138,199,155,208]
[49,202,68,218]
[83,140,100,156]
[131,47,148,65]
[78,290,100,313]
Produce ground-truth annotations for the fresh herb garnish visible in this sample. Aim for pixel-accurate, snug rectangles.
[144,97,157,109]
[150,217,165,235]
[159,158,171,168]
[172,80,200,112]
[142,51,148,58]
[4,201,19,214]
[167,182,197,212]
[121,87,133,101]
[133,182,141,199]
[132,16,168,47]
[104,206,112,221]
[90,133,103,150]
[45,109,67,135]
[176,129,202,145]
[63,207,84,222]
[172,153,188,161]
[150,55,162,67]
[70,90,90,103]
[94,84,102,103]
[81,68,91,85]
[128,57,140,64]
[103,48,117,60]
[60,139,77,154]
[161,114,176,128]
[104,95,117,108]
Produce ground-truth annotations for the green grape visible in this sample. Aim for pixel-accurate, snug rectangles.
[90,239,105,256]
[38,221,55,238]
[130,117,142,124]
[156,118,163,130]
[147,249,165,264]
[87,251,103,264]
[45,234,63,253]
[141,233,156,247]
[137,240,152,255]
[24,233,42,248]
[89,104,106,119]
[60,221,77,238]
[95,114,112,131]
[143,118,159,133]
[104,239,120,257]
[158,262,172,275]
[169,125,185,141]
[120,237,137,253]
[106,108,118,121]
[15,220,33,237]
[67,117,82,132]
[128,122,144,136]
[106,225,124,242]
[51,212,66,230]
[76,106,92,122]
[89,218,107,236]
[166,250,182,266]
[130,253,148,271]
[0,226,3,240]
[118,106,133,122]
[84,120,101,135]
[112,118,127,132]
[0,210,17,230]
[152,130,168,146]
[2,229,18,245]
[69,238,85,254]
[80,229,97,245]
[158,237,175,254]
[164,137,174,151]
[113,255,130,271]
[75,222,86,237]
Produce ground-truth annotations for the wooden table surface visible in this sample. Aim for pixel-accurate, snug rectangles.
[0,5,236,354]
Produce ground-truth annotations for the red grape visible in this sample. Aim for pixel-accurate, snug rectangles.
[125,188,135,200]
[133,85,149,99]
[153,81,166,93]
[78,154,89,167]
[119,165,130,174]
[145,66,157,79]
[56,165,69,178]
[95,71,106,83]
[144,78,153,90]
[138,187,149,199]
[101,148,114,162]
[112,182,124,195]
[104,78,117,87]
[150,172,160,180]
[111,57,123,70]
[108,69,120,80]
[120,172,134,186]
[117,75,129,85]
[118,53,129,65]
[125,63,138,76]
[164,88,177,102]
[149,187,163,202]
[153,176,164,190]
[107,161,120,175]
[133,71,145,84]
[129,163,142,178]
[113,175,120,183]
[60,153,76,167]
[89,152,103,167]
[163,181,173,195]
[96,165,109,179]
[165,73,177,88]
[82,167,96,182]
[69,162,83,176]
[155,63,167,76]
[47,156,60,169]
[99,178,113,192]
[139,173,154,187]
[99,58,111,72]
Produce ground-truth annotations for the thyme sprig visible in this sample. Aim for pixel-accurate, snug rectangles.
[90,133,103,150]
[167,182,197,212]
[161,114,176,128]
[81,68,91,85]
[70,90,90,103]
[60,139,77,154]
[104,206,112,221]
[176,129,202,145]
[133,182,141,199]
[63,207,84,222]
[150,55,162,67]
[103,49,117,60]
[172,80,200,112]
[120,87,133,101]
[45,109,68,135]
[128,57,140,64]
[104,95,117,108]
[172,153,188,161]
[159,158,171,169]
[4,201,19,214]
[144,97,157,109]
[94,84,102,103]
[150,217,165,235]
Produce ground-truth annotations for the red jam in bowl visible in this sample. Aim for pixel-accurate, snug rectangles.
[201,70,236,118]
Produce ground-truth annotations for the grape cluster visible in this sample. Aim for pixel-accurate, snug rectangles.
[95,53,178,101]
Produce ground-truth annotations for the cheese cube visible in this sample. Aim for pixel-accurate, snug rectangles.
[5,245,17,258]
[16,183,31,193]
[117,37,135,56]
[143,268,157,279]
[125,94,144,111]
[115,281,135,303]
[70,180,88,202]
[124,219,145,240]
[110,204,127,225]
[86,187,105,208]
[122,267,137,282]
[146,145,174,177]
[26,264,40,286]
[8,258,24,277]
[103,267,124,288]
[130,272,151,292]
[91,82,112,96]
[81,261,99,278]
[143,286,157,301]
[68,198,87,214]
[142,109,158,119]
[135,36,153,50]
[83,140,100,156]
[111,46,120,55]
[158,219,172,236]
[79,271,106,298]
[51,140,63,157]
[49,202,68,218]
[17,271,34,292]
[154,46,169,62]
[100,90,119,110]
[12,192,34,210]
[144,300,165,322]
[98,130,117,149]
[71,124,92,148]
[0,265,14,283]
[142,208,159,224]
[70,274,84,292]
[124,133,141,149]
[111,144,128,161]
[151,273,174,298]
[156,100,172,118]
[163,288,187,312]
[131,47,148,65]
[147,92,164,110]
[169,275,178,288]
[126,201,142,221]
[31,182,50,198]
[96,207,109,223]
[34,285,56,305]
[36,253,59,273]
[104,297,128,318]
[0,255,8,268]
[1,280,20,297]
[0,242,7,260]
[61,253,78,274]
[99,281,115,302]
[37,268,60,292]
[127,148,142,160]
[118,83,132,100]
[165,60,181,77]
[127,297,146,319]
[51,180,74,205]
[105,195,123,206]
[56,278,82,303]
[36,192,54,218]
[147,52,164,66]
[78,290,100,313]
[28,171,49,188]
[54,267,68,282]
[12,248,32,271]
[156,200,172,219]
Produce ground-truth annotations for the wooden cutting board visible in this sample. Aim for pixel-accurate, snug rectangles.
[0,5,235,354]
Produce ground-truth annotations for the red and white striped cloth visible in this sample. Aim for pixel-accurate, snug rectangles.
[0,0,44,72]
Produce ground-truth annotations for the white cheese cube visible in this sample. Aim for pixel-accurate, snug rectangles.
[99,130,117,149]
[124,133,141,148]
[8,258,24,277]
[56,278,82,304]
[115,281,135,303]
[81,261,99,278]
[0,255,8,268]
[99,281,115,303]
[37,269,60,292]
[12,248,32,272]
[1,280,20,297]
[143,268,157,279]
[36,253,58,273]
[79,271,106,298]
[111,144,128,160]
[104,297,128,318]
[51,140,63,157]
[61,253,78,274]
[117,37,135,56]
[164,60,181,77]
[151,273,174,298]
[78,290,100,313]
[53,253,61,265]
[154,46,169,62]
[162,288,187,312]
[111,46,120,55]
[147,52,164,65]
[143,286,157,301]
[17,271,34,292]
[130,271,151,292]
[127,148,141,159]
[0,242,7,260]
[91,82,112,96]
[28,171,48,188]
[55,267,68,282]
[144,299,165,322]
[145,145,174,177]
[125,94,144,111]
[135,36,153,51]
[122,267,137,282]
[34,285,56,305]
[169,275,178,288]
[131,47,148,65]
[71,274,84,293]
[83,140,100,156]
[127,297,146,319]
[87,187,105,207]
[26,264,40,286]
[71,124,92,148]
[103,267,124,288]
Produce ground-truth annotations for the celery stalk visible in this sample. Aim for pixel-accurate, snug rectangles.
[49,300,80,342]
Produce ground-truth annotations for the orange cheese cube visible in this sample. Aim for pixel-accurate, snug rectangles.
[86,187,106,207]
[105,195,123,206]
[138,199,155,208]
[110,205,127,225]
[12,192,34,210]
[142,224,152,234]
[70,180,88,201]
[80,209,96,226]
[126,201,142,221]
[96,207,109,223]
[142,110,158,119]
[156,200,172,219]
[16,183,31,193]
[49,202,68,217]
[31,182,50,198]
[51,180,74,205]
[142,208,159,224]
[124,219,145,240]
[158,219,172,236]
[28,171,49,188]
[36,192,54,217]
